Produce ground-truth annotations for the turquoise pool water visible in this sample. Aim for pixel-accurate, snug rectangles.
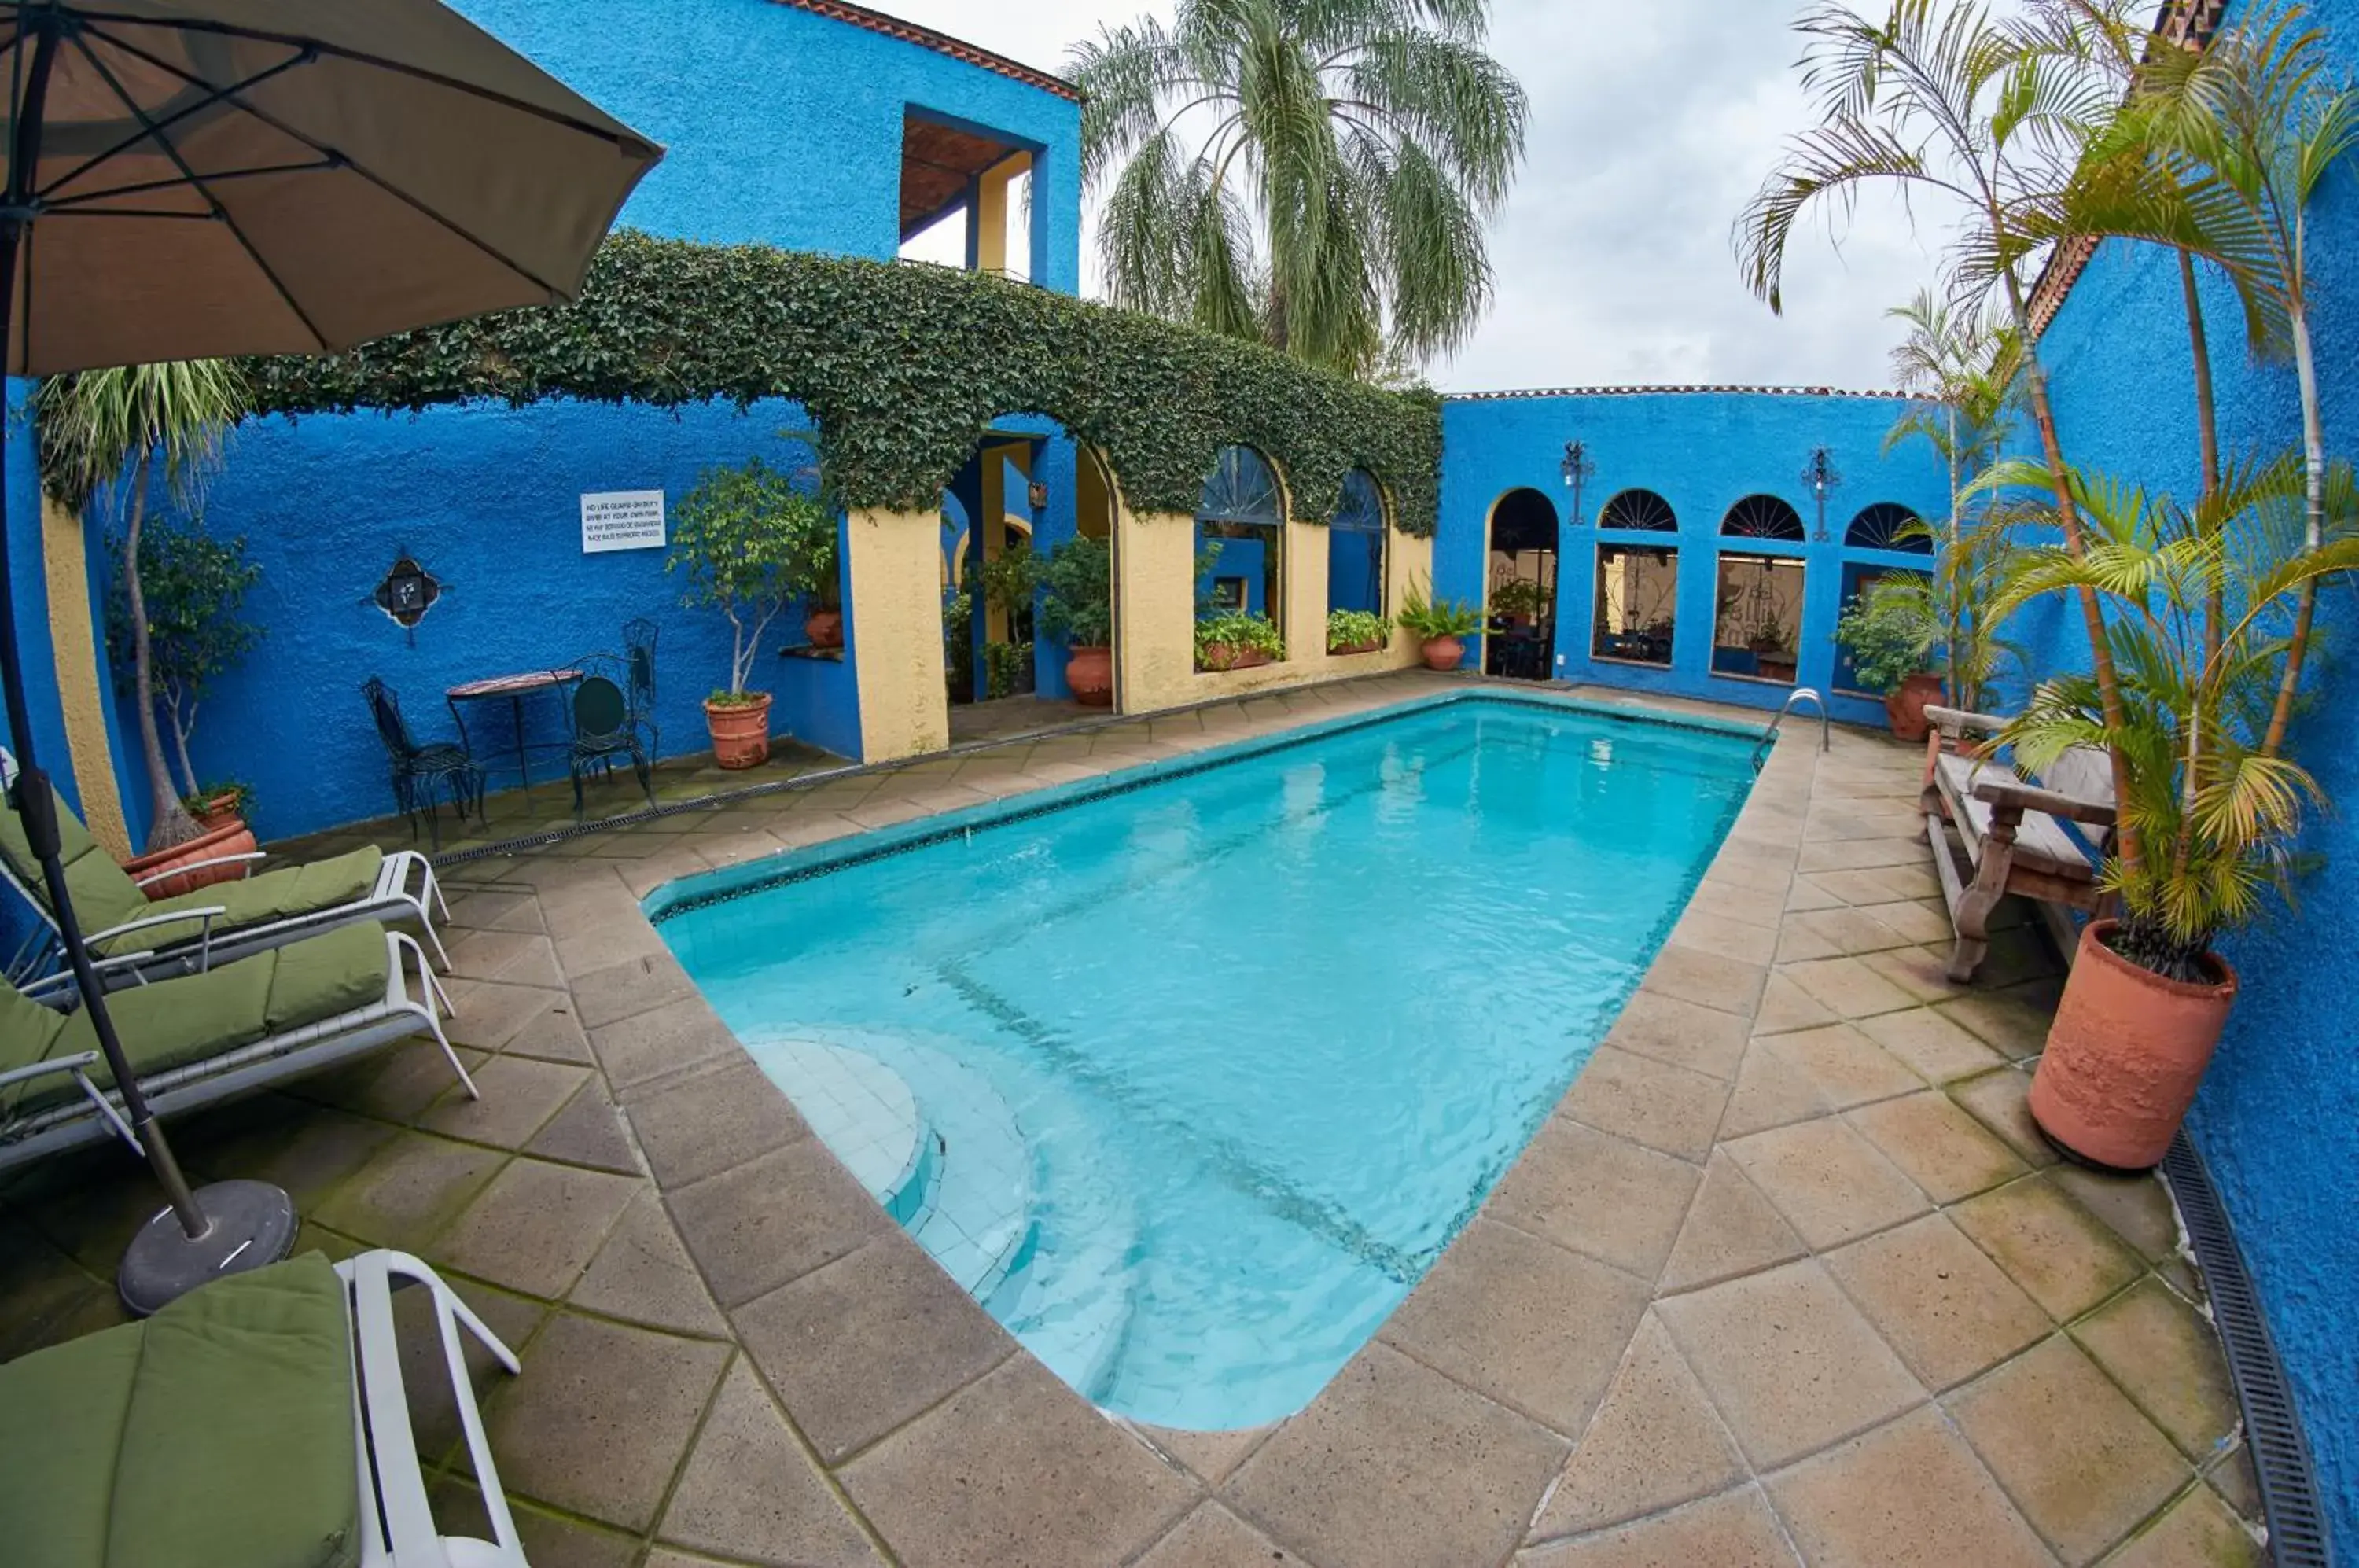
[653,694,1756,1430]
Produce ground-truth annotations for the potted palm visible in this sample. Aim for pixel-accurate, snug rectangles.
[669,452,834,769]
[1397,578,1481,670]
[1326,609,1388,656]
[1039,536,1114,705]
[1835,583,1943,737]
[1985,455,2359,1169]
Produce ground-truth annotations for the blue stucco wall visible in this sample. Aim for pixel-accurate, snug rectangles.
[2026,2,2359,1533]
[1436,392,1952,725]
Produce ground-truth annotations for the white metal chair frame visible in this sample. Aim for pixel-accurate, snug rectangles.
[0,929,475,1172]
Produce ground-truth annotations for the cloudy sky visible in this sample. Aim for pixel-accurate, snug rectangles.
[885,0,1945,395]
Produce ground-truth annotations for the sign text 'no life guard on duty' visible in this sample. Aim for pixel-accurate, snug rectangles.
[580,490,667,554]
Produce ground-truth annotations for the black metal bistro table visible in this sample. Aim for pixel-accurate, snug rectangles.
[447,668,582,802]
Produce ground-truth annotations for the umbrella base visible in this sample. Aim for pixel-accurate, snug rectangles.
[119,1179,300,1317]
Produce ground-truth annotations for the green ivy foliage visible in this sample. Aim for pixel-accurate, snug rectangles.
[241,230,1443,536]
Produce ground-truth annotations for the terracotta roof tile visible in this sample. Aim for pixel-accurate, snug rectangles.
[1444,384,1922,403]
[764,0,1081,101]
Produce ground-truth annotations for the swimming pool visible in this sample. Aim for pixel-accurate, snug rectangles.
[652,693,1757,1430]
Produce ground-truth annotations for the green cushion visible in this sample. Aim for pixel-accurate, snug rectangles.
[0,1253,360,1568]
[0,979,72,1083]
[264,922,394,1033]
[0,785,145,933]
[131,847,385,952]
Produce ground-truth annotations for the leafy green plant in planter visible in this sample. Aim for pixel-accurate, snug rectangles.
[1489,576,1548,622]
[1327,609,1389,654]
[1397,577,1481,670]
[1039,537,1116,705]
[182,780,255,832]
[984,639,1035,700]
[101,513,263,821]
[1194,610,1283,672]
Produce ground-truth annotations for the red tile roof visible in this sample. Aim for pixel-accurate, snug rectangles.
[764,0,1081,101]
[1445,385,1923,403]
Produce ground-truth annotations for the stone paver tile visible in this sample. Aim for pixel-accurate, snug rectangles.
[1724,1117,1930,1251]
[1658,1150,1808,1296]
[442,980,561,1052]
[1847,1091,2030,1204]
[1767,1404,2055,1568]
[667,1139,889,1308]
[1952,1069,2063,1169]
[1936,989,2056,1061]
[2070,1279,2239,1463]
[734,1230,1014,1463]
[1527,1314,1744,1540]
[2047,1166,2182,1263]
[1603,991,1751,1081]
[2206,1444,2260,1522]
[1684,879,1787,931]
[1784,874,1849,913]
[432,1483,639,1568]
[571,1189,731,1338]
[1132,1502,1299,1568]
[418,1054,590,1149]
[658,1360,883,1566]
[1950,1337,2191,1564]
[626,1059,811,1187]
[1857,897,1956,946]
[1824,1214,2049,1389]
[431,1157,641,1299]
[1861,945,1978,1005]
[1717,1041,1836,1140]
[484,1311,731,1533]
[1640,944,1768,1017]
[1656,1258,1924,1469]
[1227,1340,1568,1568]
[841,1355,1195,1568]
[1801,836,1929,873]
[499,1003,594,1066]
[1774,921,1849,964]
[2100,1484,2262,1568]
[569,951,699,1032]
[523,1079,642,1174]
[297,1037,488,1123]
[1952,1176,2145,1322]
[311,1132,507,1252]
[1666,910,1779,968]
[1702,855,1790,896]
[1790,904,1922,957]
[1380,1218,1651,1435]
[443,887,543,933]
[1520,1485,1798,1567]
[1752,971,1840,1036]
[391,1275,545,1466]
[446,928,565,987]
[1761,1024,1923,1109]
[1857,1007,2008,1084]
[178,1100,401,1207]
[1487,1119,1701,1279]
[1560,1047,1729,1164]
[1778,956,1920,1019]
[588,996,738,1094]
[1132,1424,1275,1487]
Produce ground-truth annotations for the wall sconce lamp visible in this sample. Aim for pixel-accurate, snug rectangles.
[1027,479,1049,513]
[1801,447,1842,542]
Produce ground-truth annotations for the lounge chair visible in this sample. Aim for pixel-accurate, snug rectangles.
[0,782,450,990]
[1919,705,2118,981]
[0,1247,529,1568]
[0,921,475,1174]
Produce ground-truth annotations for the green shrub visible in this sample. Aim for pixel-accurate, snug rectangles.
[1039,536,1113,646]
[1327,609,1389,650]
[668,441,834,698]
[1194,610,1284,668]
[1834,580,1937,694]
[1397,577,1482,639]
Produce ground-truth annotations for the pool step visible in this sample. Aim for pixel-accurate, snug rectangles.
[744,1038,937,1224]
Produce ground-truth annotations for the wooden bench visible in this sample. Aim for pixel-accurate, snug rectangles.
[1919,705,2118,981]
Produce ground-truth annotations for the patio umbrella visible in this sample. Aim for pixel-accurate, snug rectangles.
[0,0,661,1312]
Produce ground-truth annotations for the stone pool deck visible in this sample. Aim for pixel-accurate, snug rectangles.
[0,672,2261,1567]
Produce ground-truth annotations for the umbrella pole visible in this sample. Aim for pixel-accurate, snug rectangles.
[2,216,294,1312]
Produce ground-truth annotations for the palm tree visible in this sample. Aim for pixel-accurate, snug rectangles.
[36,362,250,853]
[1069,0,1527,377]
[1733,0,2148,874]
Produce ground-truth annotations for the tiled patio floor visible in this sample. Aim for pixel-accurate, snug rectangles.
[0,673,2262,1567]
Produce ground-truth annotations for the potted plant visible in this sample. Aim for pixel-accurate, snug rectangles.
[1985,455,2359,1169]
[1039,536,1114,705]
[38,360,251,879]
[184,780,255,834]
[1835,580,1945,740]
[1489,576,1547,628]
[1397,578,1481,671]
[1327,608,1389,656]
[1194,610,1283,672]
[670,451,831,768]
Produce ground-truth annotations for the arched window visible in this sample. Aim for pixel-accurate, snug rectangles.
[1196,445,1286,664]
[1598,488,1677,532]
[1845,502,1932,554]
[1720,495,1807,542]
[1327,469,1388,624]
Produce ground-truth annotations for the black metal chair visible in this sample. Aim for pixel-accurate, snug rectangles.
[567,653,657,820]
[361,676,484,850]
[622,617,660,756]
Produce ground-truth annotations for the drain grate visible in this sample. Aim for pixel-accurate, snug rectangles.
[2158,1132,2334,1566]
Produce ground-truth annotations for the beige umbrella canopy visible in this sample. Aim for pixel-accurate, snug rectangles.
[0,0,661,1311]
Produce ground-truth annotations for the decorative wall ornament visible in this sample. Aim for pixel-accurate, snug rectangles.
[1559,440,1597,535]
[1845,501,1931,554]
[1598,488,1677,532]
[1801,447,1844,541]
[1720,494,1808,542]
[370,554,443,635]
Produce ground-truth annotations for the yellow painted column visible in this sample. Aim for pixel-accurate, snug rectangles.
[1112,506,1198,712]
[848,506,951,763]
[40,495,132,858]
[973,151,1032,277]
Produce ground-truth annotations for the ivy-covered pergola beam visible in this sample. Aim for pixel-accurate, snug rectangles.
[239,231,1443,536]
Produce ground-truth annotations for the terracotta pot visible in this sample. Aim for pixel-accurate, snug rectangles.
[1199,642,1239,672]
[2029,921,2238,1171]
[1757,656,1798,684]
[1328,639,1383,657]
[804,607,844,650]
[1237,648,1273,669]
[1420,635,1464,672]
[1883,672,1946,742]
[705,694,775,770]
[122,818,259,900]
[190,792,245,835]
[1065,645,1113,707]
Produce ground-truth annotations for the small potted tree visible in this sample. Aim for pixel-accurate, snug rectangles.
[1835,582,1944,739]
[1039,536,1114,705]
[1398,578,1482,671]
[1489,576,1547,628]
[103,515,263,832]
[669,453,834,768]
[1326,609,1389,656]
